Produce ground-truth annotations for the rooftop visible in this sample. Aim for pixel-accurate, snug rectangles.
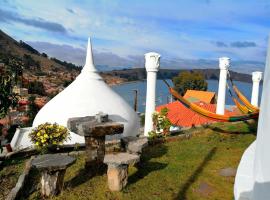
[156,101,241,127]
[184,90,216,104]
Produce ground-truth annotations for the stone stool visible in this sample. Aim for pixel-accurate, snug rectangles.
[121,136,148,155]
[104,153,140,191]
[32,154,76,197]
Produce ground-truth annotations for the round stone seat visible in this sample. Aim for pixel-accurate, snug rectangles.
[32,154,76,197]
[104,153,140,191]
[104,152,140,166]
[33,154,76,171]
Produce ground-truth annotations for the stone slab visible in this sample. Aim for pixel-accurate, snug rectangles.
[80,121,124,137]
[104,153,140,166]
[32,154,76,171]
[67,116,95,134]
[122,136,148,154]
[219,167,237,177]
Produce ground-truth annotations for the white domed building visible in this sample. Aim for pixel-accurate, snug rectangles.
[11,38,140,150]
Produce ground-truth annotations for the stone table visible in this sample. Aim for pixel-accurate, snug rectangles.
[32,154,76,197]
[68,113,124,170]
[104,153,140,191]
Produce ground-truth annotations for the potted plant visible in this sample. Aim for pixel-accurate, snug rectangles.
[29,122,70,154]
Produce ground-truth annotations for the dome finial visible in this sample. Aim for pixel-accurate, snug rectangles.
[82,37,97,72]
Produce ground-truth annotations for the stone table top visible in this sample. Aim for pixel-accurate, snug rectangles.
[67,115,124,137]
[32,154,76,171]
[104,153,140,166]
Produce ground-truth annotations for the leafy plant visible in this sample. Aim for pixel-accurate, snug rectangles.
[151,107,172,138]
[29,123,70,152]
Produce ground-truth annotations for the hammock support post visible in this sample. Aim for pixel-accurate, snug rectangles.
[216,57,230,115]
[144,52,161,136]
[251,71,263,107]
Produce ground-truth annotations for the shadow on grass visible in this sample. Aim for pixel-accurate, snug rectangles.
[65,164,107,189]
[174,147,217,200]
[203,120,257,135]
[128,143,168,185]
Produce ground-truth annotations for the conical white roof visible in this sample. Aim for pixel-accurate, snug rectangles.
[33,38,140,137]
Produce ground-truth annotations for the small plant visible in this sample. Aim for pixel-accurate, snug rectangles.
[29,123,70,152]
[151,107,172,138]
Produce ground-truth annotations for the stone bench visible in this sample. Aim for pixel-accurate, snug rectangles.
[32,154,76,197]
[104,153,140,191]
[121,136,148,155]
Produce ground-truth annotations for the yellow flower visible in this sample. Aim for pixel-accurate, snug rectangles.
[35,142,39,145]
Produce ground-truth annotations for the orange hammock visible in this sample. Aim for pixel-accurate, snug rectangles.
[163,80,259,122]
[227,70,260,112]
[226,83,254,114]
[233,85,260,112]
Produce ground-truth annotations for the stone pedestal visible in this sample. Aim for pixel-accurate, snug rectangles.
[104,153,140,191]
[41,169,66,196]
[32,154,76,197]
[107,164,128,191]
[84,136,105,169]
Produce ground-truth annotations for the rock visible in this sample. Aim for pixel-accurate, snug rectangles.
[32,154,76,171]
[95,112,109,123]
[107,164,128,191]
[122,136,148,154]
[219,167,237,177]
[104,153,140,166]
[196,182,214,197]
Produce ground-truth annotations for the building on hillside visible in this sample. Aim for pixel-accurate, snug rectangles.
[183,90,216,104]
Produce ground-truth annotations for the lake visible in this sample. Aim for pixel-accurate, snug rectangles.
[112,79,262,112]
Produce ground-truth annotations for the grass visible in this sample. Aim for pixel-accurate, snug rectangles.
[0,157,26,200]
[24,121,257,199]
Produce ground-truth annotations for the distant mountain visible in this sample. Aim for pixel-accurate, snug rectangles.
[0,29,81,72]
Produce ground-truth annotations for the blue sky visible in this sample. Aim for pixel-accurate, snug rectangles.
[0,0,269,72]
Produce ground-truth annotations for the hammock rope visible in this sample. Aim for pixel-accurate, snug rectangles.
[162,79,259,122]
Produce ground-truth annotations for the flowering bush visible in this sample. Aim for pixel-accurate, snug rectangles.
[149,107,172,139]
[29,123,70,149]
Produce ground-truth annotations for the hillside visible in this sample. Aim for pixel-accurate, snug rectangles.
[0,30,126,96]
[102,68,253,83]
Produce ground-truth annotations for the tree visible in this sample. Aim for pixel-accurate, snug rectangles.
[0,68,19,118]
[28,81,46,96]
[0,66,19,152]
[26,95,40,126]
[172,71,208,95]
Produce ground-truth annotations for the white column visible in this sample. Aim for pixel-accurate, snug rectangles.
[144,52,160,136]
[216,57,230,115]
[251,71,263,107]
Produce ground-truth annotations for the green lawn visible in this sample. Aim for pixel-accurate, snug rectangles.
[26,121,256,200]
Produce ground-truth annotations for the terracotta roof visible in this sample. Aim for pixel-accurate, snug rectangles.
[156,101,241,127]
[184,90,216,103]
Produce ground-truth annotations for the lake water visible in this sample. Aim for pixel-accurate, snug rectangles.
[112,79,262,112]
